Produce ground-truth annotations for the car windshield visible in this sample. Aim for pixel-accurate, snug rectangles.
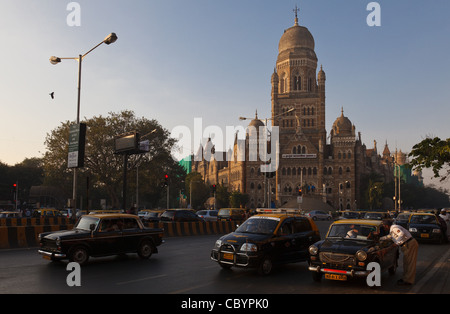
[410,215,437,224]
[75,216,100,231]
[235,217,279,235]
[364,213,382,220]
[397,213,410,220]
[327,223,377,240]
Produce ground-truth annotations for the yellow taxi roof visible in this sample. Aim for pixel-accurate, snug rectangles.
[332,219,382,226]
[86,213,138,219]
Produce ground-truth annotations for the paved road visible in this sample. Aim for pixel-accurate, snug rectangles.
[0,221,449,295]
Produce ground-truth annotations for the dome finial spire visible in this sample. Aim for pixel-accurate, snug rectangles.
[293,5,300,26]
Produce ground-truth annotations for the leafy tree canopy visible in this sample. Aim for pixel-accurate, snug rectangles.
[408,137,450,181]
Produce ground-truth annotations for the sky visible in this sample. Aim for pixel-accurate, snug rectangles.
[0,0,449,191]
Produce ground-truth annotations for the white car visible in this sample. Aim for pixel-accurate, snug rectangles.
[306,210,332,221]
[196,210,219,222]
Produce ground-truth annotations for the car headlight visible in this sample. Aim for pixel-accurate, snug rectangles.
[433,229,441,233]
[214,240,222,249]
[240,243,257,252]
[409,227,417,233]
[56,237,61,246]
[309,245,318,256]
[356,250,367,261]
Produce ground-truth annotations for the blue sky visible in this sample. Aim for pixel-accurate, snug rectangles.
[1,0,449,190]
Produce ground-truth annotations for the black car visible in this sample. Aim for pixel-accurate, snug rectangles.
[408,213,445,244]
[309,219,399,282]
[160,209,205,222]
[393,212,411,228]
[38,214,164,265]
[211,210,321,275]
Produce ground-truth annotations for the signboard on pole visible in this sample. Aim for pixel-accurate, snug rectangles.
[68,123,86,168]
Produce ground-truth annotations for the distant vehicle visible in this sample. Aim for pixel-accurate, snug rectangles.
[33,208,61,218]
[408,213,445,244]
[38,214,164,265]
[138,210,163,223]
[217,208,246,221]
[160,209,205,222]
[338,211,362,220]
[0,211,20,218]
[305,210,332,221]
[363,211,390,221]
[196,210,218,222]
[394,212,412,228]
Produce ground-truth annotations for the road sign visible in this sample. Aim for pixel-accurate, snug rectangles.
[68,123,86,168]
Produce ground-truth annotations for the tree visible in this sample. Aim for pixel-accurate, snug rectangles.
[184,172,209,210]
[367,179,383,210]
[229,191,249,208]
[408,137,450,181]
[42,110,181,209]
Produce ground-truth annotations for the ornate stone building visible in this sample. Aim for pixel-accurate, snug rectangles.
[192,11,397,210]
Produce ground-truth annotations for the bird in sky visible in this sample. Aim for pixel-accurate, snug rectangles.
[49,92,54,99]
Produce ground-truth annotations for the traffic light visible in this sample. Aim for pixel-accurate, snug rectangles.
[298,188,302,196]
[163,174,169,187]
[211,184,216,193]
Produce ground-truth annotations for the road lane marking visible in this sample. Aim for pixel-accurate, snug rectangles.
[410,248,450,293]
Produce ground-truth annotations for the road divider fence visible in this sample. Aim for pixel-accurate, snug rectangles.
[0,218,241,249]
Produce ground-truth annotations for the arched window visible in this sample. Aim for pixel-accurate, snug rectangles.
[293,75,301,90]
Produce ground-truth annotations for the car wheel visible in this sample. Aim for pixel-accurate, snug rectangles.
[137,240,154,259]
[68,246,89,266]
[258,256,273,275]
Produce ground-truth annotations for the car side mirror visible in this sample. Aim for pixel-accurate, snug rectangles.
[90,224,96,231]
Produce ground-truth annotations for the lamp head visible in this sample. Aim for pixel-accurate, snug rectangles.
[49,56,61,65]
[104,33,118,45]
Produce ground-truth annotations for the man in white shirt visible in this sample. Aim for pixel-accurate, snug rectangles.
[380,220,419,285]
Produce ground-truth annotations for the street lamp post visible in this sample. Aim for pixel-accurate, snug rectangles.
[50,33,118,213]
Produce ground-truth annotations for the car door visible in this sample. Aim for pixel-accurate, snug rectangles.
[292,217,317,261]
[94,218,124,255]
[275,218,297,262]
[122,217,142,252]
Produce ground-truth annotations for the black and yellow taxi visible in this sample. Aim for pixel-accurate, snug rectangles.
[38,214,164,265]
[210,209,321,275]
[308,219,398,282]
[408,213,445,243]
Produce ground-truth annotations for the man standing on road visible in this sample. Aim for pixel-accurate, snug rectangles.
[380,220,419,286]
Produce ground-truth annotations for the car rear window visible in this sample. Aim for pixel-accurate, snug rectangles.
[218,209,230,216]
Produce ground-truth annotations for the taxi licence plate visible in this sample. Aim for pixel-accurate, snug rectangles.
[223,253,234,260]
[325,273,347,281]
[420,233,429,238]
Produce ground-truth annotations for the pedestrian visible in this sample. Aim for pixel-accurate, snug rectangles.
[380,219,419,286]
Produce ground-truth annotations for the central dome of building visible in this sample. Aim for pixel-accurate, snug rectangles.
[278,24,315,53]
[277,16,317,62]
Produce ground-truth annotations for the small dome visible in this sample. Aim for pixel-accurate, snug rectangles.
[332,108,353,136]
[318,65,326,81]
[248,111,265,129]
